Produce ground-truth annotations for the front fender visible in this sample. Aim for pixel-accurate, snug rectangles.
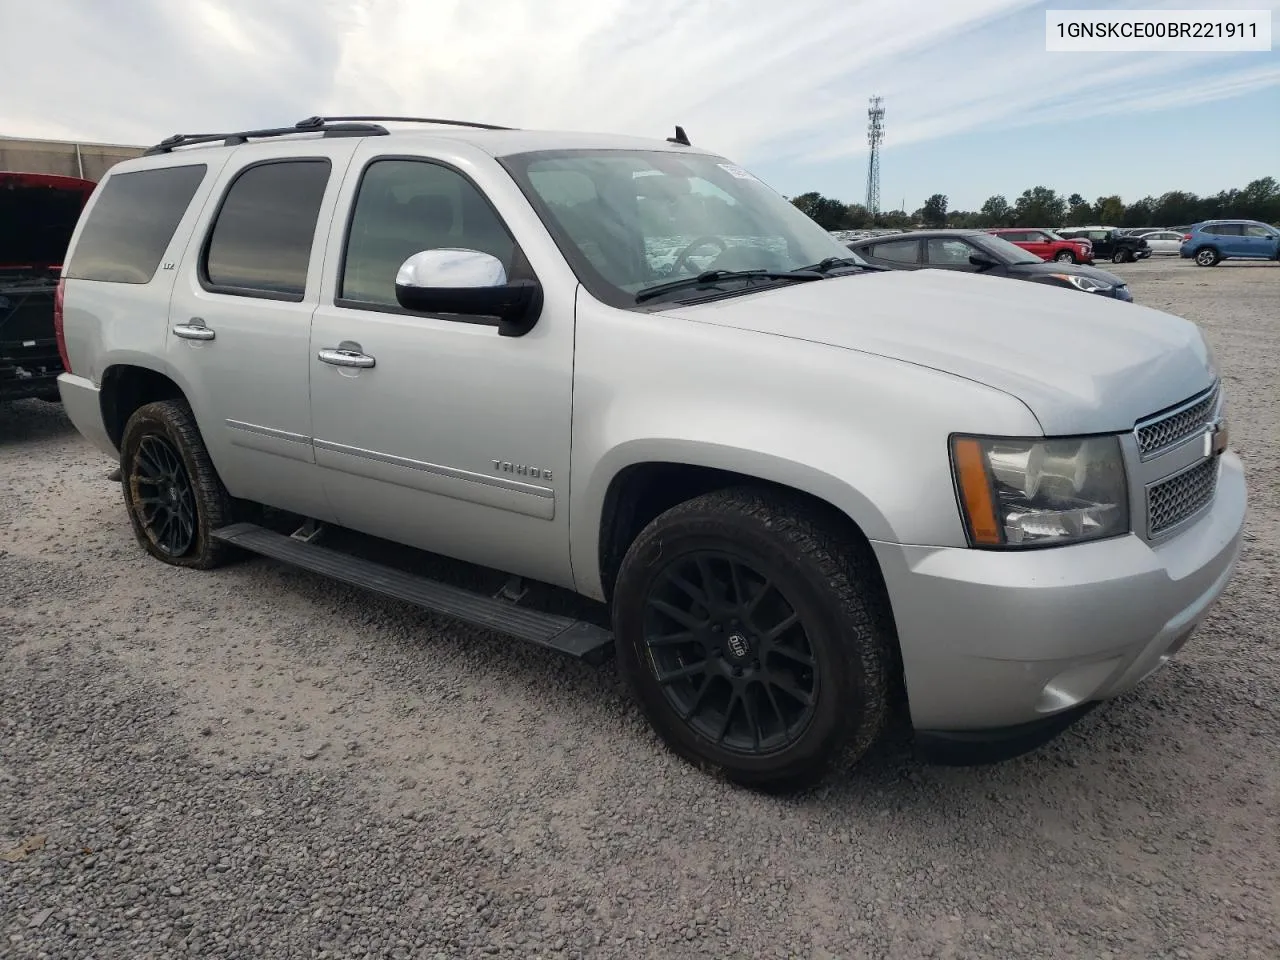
[566,294,1042,599]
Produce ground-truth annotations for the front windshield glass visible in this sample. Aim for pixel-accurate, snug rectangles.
[974,233,1044,265]
[500,150,867,307]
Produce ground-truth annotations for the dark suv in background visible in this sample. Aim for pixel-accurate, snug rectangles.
[1,171,96,402]
[1058,227,1151,264]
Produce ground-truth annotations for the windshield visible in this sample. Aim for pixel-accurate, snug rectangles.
[500,150,867,307]
[973,233,1045,265]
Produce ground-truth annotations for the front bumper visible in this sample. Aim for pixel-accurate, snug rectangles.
[872,451,1246,741]
[56,372,117,458]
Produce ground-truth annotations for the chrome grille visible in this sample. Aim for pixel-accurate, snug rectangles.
[1135,384,1219,458]
[1148,457,1218,535]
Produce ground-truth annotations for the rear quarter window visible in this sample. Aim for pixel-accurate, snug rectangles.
[65,164,207,284]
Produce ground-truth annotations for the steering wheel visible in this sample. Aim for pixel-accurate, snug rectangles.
[672,235,728,275]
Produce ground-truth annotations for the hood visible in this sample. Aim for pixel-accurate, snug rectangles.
[1006,260,1126,286]
[0,172,96,272]
[656,268,1215,436]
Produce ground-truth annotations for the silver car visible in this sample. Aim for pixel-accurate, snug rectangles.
[1137,230,1187,255]
[53,117,1245,788]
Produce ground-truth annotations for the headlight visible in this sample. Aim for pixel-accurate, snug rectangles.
[1050,273,1112,294]
[950,435,1129,548]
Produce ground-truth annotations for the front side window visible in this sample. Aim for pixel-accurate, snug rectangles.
[203,159,331,299]
[926,238,976,265]
[340,159,516,307]
[65,164,207,284]
[1244,224,1275,238]
[500,149,862,308]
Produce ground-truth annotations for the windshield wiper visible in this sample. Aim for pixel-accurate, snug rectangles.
[634,268,824,304]
[796,256,884,274]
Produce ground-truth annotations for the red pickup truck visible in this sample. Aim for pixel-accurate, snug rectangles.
[1,172,96,402]
[985,227,1093,265]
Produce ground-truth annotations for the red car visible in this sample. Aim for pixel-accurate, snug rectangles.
[985,228,1093,264]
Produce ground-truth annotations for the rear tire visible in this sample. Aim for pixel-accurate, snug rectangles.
[119,399,237,569]
[612,486,893,790]
[1194,247,1220,267]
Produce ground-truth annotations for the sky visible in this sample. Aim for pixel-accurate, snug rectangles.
[1,0,1276,212]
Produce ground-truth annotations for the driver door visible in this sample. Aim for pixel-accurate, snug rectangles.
[307,148,577,587]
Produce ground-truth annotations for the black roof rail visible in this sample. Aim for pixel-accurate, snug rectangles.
[145,118,390,155]
[302,115,515,131]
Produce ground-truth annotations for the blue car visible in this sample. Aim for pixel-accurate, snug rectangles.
[1179,219,1280,266]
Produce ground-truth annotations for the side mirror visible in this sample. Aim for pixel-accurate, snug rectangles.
[968,254,999,270]
[394,248,542,338]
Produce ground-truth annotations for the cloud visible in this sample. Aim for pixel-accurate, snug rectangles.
[0,0,1276,173]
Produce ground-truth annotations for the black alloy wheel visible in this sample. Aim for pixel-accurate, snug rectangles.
[119,399,237,569]
[612,487,893,790]
[643,549,818,753]
[129,433,197,557]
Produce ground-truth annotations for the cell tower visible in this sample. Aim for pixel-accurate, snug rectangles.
[865,95,885,216]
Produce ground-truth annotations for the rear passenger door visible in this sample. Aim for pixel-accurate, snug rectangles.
[167,140,360,520]
[1206,223,1243,256]
[864,238,923,269]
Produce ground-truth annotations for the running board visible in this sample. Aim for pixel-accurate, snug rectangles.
[211,523,613,663]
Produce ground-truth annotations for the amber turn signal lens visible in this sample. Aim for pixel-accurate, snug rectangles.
[952,437,1002,546]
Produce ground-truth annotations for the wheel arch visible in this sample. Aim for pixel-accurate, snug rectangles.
[99,362,188,449]
[583,441,897,605]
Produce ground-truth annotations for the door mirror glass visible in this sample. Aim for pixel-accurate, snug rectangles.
[395,248,542,337]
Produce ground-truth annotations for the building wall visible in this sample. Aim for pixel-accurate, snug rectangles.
[0,136,146,181]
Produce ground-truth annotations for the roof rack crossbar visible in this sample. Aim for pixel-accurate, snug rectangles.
[303,115,515,132]
[144,120,389,155]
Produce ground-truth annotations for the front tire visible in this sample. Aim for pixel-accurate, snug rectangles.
[1195,247,1220,267]
[612,487,893,790]
[1053,250,1076,263]
[119,399,237,569]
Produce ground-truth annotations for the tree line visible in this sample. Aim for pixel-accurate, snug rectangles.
[789,177,1280,231]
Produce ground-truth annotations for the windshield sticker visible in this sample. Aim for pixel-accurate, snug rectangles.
[716,163,759,182]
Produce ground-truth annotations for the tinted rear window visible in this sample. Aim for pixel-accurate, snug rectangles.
[202,159,331,299]
[65,165,207,284]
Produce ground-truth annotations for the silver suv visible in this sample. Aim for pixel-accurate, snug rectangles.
[55,116,1246,788]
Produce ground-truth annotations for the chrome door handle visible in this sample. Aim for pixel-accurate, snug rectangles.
[318,347,376,368]
[172,322,215,341]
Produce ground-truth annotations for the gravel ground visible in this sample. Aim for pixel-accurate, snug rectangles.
[2,259,1277,960]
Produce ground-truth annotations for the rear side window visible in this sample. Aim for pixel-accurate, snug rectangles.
[1206,223,1241,236]
[869,240,919,264]
[65,164,207,284]
[202,159,331,300]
